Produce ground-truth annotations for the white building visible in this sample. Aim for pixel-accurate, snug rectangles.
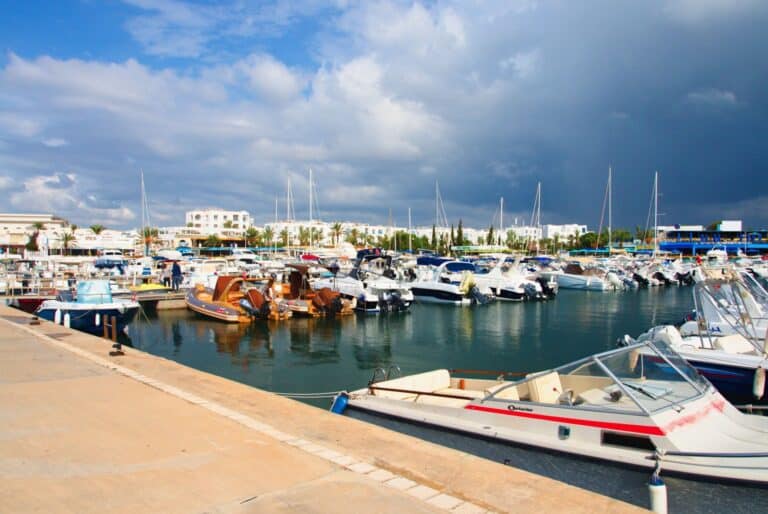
[185,209,253,234]
[541,224,588,241]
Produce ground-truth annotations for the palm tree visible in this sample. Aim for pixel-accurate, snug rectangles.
[280,229,289,247]
[331,222,343,246]
[298,226,310,246]
[142,226,159,254]
[311,227,324,246]
[61,233,75,255]
[345,228,360,246]
[245,227,259,246]
[90,224,105,235]
[263,226,275,247]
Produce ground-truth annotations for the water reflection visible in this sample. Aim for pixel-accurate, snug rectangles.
[128,287,694,398]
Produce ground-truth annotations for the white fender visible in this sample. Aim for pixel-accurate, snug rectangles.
[63,313,71,328]
[753,367,766,400]
[95,313,100,327]
[54,309,61,325]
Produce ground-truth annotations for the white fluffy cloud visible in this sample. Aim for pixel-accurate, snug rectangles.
[686,88,738,107]
[9,173,135,225]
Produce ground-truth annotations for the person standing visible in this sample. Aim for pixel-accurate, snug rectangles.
[171,261,182,291]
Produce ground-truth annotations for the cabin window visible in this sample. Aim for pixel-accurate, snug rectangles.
[601,431,656,452]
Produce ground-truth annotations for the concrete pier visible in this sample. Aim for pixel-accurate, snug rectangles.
[0,305,646,513]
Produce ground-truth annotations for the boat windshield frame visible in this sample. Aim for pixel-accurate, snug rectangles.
[551,340,711,415]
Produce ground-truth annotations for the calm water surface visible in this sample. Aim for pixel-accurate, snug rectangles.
[127,287,693,403]
[126,287,768,511]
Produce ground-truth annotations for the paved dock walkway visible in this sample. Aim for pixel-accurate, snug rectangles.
[0,305,646,513]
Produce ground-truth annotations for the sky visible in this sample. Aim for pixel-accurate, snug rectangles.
[0,0,767,231]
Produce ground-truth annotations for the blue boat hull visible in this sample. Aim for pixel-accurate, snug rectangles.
[690,360,767,406]
[36,306,140,336]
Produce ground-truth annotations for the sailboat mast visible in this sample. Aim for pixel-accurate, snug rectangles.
[500,197,504,235]
[309,169,313,249]
[408,207,412,253]
[435,180,439,228]
[608,166,612,252]
[654,171,659,256]
[536,182,541,253]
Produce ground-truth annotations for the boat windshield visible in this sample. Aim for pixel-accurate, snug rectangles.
[556,341,708,414]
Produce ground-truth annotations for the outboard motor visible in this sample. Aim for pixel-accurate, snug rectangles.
[469,286,493,305]
[389,291,406,312]
[536,277,557,299]
[523,282,540,301]
[633,272,649,287]
[652,271,671,286]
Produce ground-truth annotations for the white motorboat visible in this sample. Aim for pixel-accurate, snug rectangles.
[472,257,546,301]
[541,262,614,291]
[341,340,768,484]
[312,253,413,313]
[409,258,493,306]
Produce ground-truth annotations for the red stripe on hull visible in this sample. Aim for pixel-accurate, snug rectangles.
[465,404,665,436]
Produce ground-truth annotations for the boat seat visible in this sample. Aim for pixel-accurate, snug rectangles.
[435,387,485,399]
[527,371,564,404]
[713,335,756,355]
[484,382,520,401]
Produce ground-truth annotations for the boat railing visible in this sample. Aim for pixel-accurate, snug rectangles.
[367,384,480,401]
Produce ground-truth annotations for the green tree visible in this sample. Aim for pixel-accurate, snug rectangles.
[298,226,310,246]
[579,232,598,248]
[506,230,517,249]
[345,228,360,246]
[280,229,289,246]
[263,226,275,246]
[456,219,465,246]
[61,233,75,255]
[245,227,260,246]
[223,220,233,229]
[90,224,104,235]
[486,225,495,245]
[331,222,343,246]
[204,234,222,247]
[431,225,437,250]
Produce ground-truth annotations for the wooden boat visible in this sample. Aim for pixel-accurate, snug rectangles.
[276,264,356,317]
[342,340,768,484]
[186,275,291,323]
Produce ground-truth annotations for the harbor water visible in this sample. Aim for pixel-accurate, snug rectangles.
[126,287,694,406]
[124,286,768,511]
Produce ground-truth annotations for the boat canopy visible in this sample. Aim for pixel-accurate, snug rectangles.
[76,280,113,304]
[443,261,476,273]
[416,256,451,267]
[537,341,710,414]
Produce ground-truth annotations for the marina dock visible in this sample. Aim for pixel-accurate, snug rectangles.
[0,305,645,514]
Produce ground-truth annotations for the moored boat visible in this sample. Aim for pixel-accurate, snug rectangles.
[342,340,768,484]
[36,280,140,336]
[186,275,290,323]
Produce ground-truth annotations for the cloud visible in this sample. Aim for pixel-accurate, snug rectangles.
[0,176,11,189]
[499,50,540,78]
[1,2,767,230]
[42,138,68,148]
[685,88,738,107]
[235,54,305,104]
[9,173,135,226]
